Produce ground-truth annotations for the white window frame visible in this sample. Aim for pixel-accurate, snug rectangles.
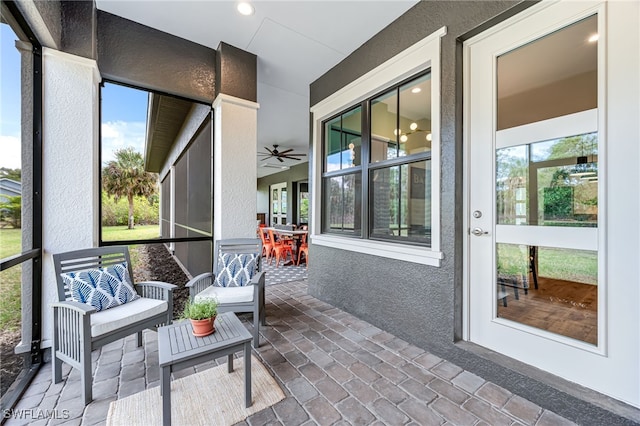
[310,27,446,266]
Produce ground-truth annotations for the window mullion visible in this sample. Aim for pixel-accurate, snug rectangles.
[361,100,370,239]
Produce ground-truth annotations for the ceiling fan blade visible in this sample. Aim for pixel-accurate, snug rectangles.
[277,156,284,163]
[278,148,294,155]
[282,156,302,160]
[260,157,272,161]
[264,146,275,155]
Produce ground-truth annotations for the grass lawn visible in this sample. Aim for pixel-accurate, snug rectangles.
[498,243,597,285]
[102,224,160,241]
[0,228,22,259]
[1,229,23,331]
[0,225,160,331]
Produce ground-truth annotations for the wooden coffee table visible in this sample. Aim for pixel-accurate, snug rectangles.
[158,312,253,426]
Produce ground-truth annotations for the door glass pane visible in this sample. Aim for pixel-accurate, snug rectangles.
[497,243,597,345]
[496,145,529,225]
[497,15,597,130]
[281,187,287,214]
[272,188,278,214]
[299,182,309,224]
[497,132,598,226]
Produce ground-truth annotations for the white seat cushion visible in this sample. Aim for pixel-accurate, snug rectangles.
[90,297,167,337]
[194,285,254,305]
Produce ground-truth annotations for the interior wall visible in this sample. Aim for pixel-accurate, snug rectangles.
[498,70,597,130]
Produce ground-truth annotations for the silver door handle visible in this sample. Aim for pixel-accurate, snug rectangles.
[471,227,489,236]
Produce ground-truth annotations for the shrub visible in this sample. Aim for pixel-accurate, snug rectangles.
[102,191,159,226]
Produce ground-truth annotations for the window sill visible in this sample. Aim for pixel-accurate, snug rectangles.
[311,234,443,267]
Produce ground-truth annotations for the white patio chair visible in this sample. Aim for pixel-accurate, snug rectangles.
[186,238,265,347]
[52,246,176,405]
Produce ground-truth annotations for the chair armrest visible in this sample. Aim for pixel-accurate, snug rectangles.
[135,281,176,301]
[51,300,96,315]
[251,271,265,288]
[185,272,214,301]
[51,301,94,363]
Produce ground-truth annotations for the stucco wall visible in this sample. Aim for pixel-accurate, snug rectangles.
[309,0,523,359]
[305,0,640,422]
[41,48,100,347]
[96,10,215,103]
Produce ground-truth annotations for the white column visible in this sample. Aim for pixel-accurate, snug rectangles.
[212,94,259,239]
[41,48,100,346]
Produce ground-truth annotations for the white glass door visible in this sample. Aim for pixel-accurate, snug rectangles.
[270,182,287,226]
[463,1,637,403]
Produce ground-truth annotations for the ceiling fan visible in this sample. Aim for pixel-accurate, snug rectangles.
[257,144,307,163]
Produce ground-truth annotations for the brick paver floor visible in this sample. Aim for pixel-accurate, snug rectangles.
[5,280,577,426]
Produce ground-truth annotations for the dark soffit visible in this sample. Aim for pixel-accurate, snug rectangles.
[144,93,193,172]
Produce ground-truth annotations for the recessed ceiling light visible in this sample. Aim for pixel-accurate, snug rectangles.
[411,87,421,94]
[588,33,599,43]
[237,2,254,16]
[410,122,418,131]
[426,133,432,141]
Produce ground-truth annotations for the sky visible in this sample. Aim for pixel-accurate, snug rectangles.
[0,23,149,170]
[101,82,148,165]
[1,24,22,169]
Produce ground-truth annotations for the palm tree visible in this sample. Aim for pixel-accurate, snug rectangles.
[102,147,157,229]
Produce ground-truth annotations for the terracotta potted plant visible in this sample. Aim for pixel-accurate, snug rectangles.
[181,299,218,337]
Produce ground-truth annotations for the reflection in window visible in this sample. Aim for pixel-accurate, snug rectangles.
[324,107,361,172]
[497,243,597,344]
[371,73,431,162]
[321,71,433,246]
[370,161,431,243]
[497,133,598,227]
[323,174,361,235]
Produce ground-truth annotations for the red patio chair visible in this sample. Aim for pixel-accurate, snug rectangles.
[268,228,293,267]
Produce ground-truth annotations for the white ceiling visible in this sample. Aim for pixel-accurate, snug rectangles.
[95,0,419,177]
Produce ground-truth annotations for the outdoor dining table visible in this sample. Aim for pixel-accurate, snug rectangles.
[263,227,308,264]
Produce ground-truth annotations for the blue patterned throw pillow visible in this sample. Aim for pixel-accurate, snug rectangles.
[61,262,140,311]
[214,253,258,287]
